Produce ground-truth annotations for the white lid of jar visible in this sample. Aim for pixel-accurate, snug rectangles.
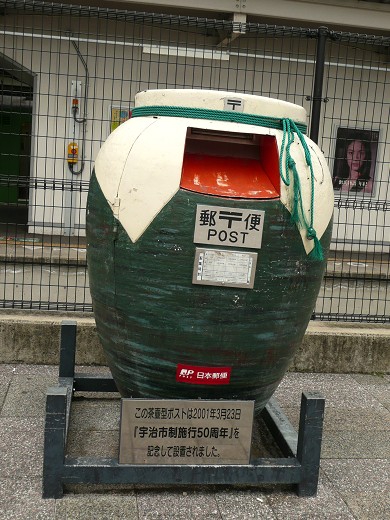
[135,89,307,125]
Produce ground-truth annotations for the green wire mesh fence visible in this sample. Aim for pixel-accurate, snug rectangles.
[0,0,389,321]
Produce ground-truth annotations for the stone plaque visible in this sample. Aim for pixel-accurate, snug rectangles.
[194,204,265,250]
[119,399,254,465]
[192,248,257,289]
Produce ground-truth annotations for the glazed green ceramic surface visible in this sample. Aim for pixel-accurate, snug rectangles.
[87,171,332,412]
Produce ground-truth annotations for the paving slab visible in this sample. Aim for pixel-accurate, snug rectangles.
[1,372,57,418]
[0,477,55,520]
[281,404,390,432]
[351,374,390,410]
[0,417,44,478]
[0,365,14,412]
[214,489,277,519]
[0,364,17,376]
[10,364,58,378]
[341,491,390,520]
[66,430,120,459]
[136,489,222,519]
[321,430,390,459]
[321,406,390,431]
[351,374,390,386]
[55,492,138,520]
[69,399,121,431]
[273,373,384,409]
[321,459,390,493]
[265,477,356,519]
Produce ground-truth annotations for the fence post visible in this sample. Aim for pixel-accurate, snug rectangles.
[310,26,328,144]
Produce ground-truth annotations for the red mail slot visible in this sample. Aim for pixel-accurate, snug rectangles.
[181,128,280,198]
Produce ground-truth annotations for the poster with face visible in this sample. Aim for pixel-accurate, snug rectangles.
[332,127,379,196]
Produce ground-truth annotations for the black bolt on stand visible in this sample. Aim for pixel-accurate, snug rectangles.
[42,321,325,499]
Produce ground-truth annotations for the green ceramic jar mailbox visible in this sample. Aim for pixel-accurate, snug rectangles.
[86,89,333,412]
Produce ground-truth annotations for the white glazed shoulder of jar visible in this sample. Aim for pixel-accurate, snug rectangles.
[94,106,333,254]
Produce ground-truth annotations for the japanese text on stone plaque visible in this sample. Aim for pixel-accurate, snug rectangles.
[194,204,265,249]
[119,399,254,465]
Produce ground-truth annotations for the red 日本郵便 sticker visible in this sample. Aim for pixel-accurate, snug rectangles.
[176,364,232,385]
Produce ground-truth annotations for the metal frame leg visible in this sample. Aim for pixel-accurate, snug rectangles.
[59,320,77,379]
[296,392,325,497]
[42,320,76,498]
[42,387,68,498]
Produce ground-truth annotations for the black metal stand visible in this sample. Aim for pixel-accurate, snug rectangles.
[42,320,325,499]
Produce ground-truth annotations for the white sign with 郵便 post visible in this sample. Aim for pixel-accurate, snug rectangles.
[194,204,265,250]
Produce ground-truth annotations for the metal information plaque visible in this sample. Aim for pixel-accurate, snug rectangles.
[192,248,258,289]
[194,204,265,250]
[119,399,254,465]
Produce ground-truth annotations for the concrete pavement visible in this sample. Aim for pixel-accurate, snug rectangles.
[0,364,389,519]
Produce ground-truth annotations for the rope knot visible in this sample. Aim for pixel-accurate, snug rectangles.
[307,227,317,240]
[288,157,296,169]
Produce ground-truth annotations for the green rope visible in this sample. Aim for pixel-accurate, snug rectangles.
[132,105,307,134]
[132,104,323,260]
[279,119,324,261]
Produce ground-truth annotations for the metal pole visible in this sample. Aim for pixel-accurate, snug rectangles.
[59,320,77,379]
[296,392,325,496]
[310,27,328,144]
[42,387,68,498]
